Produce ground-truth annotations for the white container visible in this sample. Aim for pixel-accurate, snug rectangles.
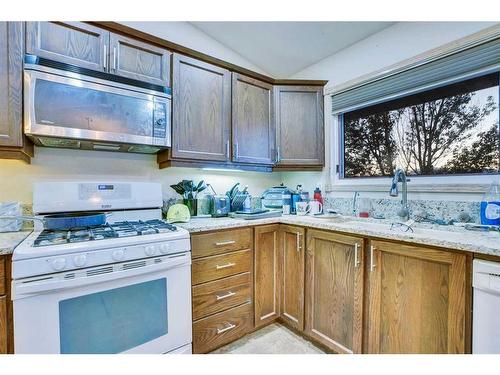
[0,202,23,232]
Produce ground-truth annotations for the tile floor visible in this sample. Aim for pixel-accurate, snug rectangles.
[210,323,325,354]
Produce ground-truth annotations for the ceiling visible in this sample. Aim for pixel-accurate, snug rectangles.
[190,22,395,77]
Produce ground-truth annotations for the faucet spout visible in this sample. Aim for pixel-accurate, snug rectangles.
[389,169,410,220]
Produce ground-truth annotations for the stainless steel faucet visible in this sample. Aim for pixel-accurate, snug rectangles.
[352,191,359,217]
[389,169,410,220]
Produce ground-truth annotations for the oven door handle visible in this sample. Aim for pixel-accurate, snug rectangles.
[12,253,191,300]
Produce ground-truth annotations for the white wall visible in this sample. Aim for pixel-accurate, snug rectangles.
[282,21,500,202]
[0,22,280,205]
[0,148,281,204]
[120,22,270,76]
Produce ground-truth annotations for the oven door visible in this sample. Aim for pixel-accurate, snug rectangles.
[24,65,171,149]
[12,253,191,354]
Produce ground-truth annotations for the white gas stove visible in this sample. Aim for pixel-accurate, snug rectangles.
[12,181,192,354]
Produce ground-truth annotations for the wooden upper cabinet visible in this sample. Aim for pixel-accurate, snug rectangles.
[305,230,364,354]
[367,240,467,354]
[0,22,23,148]
[0,22,32,163]
[232,73,275,165]
[109,33,171,86]
[254,225,280,328]
[26,22,109,72]
[280,225,305,331]
[171,54,231,161]
[274,85,324,167]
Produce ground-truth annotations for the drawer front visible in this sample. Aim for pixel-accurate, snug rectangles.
[193,302,253,353]
[191,228,252,259]
[192,249,252,285]
[0,257,5,295]
[192,272,252,320]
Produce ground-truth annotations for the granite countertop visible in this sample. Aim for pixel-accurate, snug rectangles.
[0,230,32,256]
[178,215,500,257]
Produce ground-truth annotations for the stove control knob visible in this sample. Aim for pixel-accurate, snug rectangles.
[51,258,67,271]
[112,249,125,261]
[73,254,87,267]
[145,245,157,256]
[159,243,170,254]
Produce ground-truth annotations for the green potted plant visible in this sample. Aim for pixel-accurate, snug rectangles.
[170,180,207,216]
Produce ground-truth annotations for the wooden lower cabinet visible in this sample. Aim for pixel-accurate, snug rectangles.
[254,225,280,327]
[305,230,364,354]
[366,240,468,354]
[192,272,252,321]
[280,225,305,331]
[193,302,254,354]
[0,295,6,354]
[191,228,254,353]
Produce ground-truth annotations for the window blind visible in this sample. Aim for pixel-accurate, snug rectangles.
[331,37,500,114]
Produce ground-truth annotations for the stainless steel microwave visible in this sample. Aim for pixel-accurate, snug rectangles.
[24,65,171,154]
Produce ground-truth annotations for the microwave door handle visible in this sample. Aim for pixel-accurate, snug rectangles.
[12,253,190,299]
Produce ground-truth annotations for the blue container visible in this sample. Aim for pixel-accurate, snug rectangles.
[480,201,500,225]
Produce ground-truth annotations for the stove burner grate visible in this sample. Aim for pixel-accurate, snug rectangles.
[33,219,177,247]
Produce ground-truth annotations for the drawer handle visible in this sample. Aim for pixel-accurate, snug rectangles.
[215,240,236,246]
[216,291,236,300]
[217,323,236,334]
[216,262,236,270]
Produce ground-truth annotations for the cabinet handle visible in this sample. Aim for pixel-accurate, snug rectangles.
[370,245,376,272]
[113,47,117,70]
[354,243,360,268]
[296,232,302,252]
[234,142,239,159]
[216,291,236,301]
[103,44,107,70]
[226,140,230,158]
[276,146,281,163]
[216,262,236,270]
[215,240,236,246]
[217,323,236,334]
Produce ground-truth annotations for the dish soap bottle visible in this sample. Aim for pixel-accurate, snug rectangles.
[480,181,500,225]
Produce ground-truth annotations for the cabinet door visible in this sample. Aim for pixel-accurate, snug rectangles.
[232,73,275,165]
[305,230,364,354]
[280,225,305,331]
[26,22,109,72]
[0,295,6,354]
[274,86,324,166]
[254,225,280,327]
[171,54,231,161]
[367,240,467,354]
[0,22,23,148]
[109,33,171,86]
